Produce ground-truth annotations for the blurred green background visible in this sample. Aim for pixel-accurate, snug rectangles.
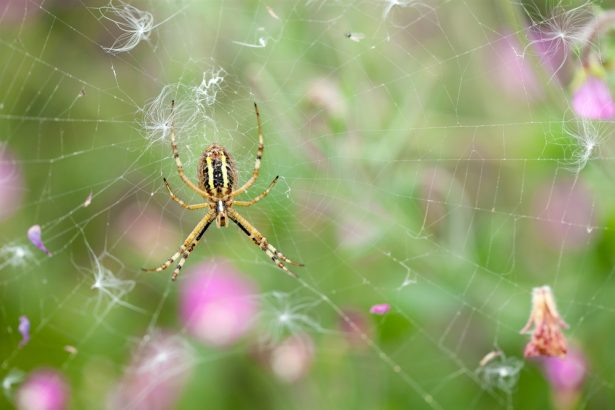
[1,0,615,408]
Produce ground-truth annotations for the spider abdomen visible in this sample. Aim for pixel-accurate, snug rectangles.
[198,144,237,197]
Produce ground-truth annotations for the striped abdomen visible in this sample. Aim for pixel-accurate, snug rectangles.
[198,144,237,197]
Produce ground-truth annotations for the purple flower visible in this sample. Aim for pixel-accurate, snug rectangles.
[572,76,615,120]
[27,225,52,256]
[369,303,390,315]
[16,369,69,410]
[180,260,259,347]
[18,315,30,348]
[0,147,24,221]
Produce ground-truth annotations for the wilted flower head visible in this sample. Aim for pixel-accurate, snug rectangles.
[572,75,615,120]
[520,286,569,358]
[180,260,259,347]
[16,369,69,410]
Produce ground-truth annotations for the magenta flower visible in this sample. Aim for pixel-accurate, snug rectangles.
[18,315,30,348]
[572,76,615,120]
[541,346,586,410]
[108,331,192,410]
[16,369,69,410]
[0,147,24,221]
[180,260,259,347]
[369,303,390,315]
[542,346,586,391]
[27,225,52,256]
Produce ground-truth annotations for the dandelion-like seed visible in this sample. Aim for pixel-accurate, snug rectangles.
[259,292,324,344]
[521,286,569,358]
[382,0,421,20]
[520,3,594,80]
[564,118,607,172]
[193,68,225,110]
[83,248,142,316]
[476,353,524,394]
[0,244,34,269]
[143,85,178,143]
[100,1,154,54]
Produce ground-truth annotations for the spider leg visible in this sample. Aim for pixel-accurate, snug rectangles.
[227,208,303,278]
[234,176,278,207]
[163,177,210,210]
[168,100,216,201]
[230,102,264,197]
[142,210,216,281]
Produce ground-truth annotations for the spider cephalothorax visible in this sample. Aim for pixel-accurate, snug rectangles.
[143,102,303,281]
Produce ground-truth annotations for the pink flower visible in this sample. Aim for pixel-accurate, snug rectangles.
[532,178,595,251]
[180,260,259,347]
[16,369,69,410]
[108,331,192,410]
[369,303,390,315]
[542,346,587,410]
[572,76,615,120]
[490,32,542,101]
[542,346,586,391]
[255,334,315,383]
[339,309,373,350]
[521,286,569,358]
[0,147,24,221]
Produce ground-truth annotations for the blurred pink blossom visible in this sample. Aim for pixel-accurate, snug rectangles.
[180,260,259,347]
[108,331,192,410]
[369,303,390,315]
[0,146,24,221]
[542,346,587,410]
[533,178,595,250]
[264,334,314,383]
[116,203,180,258]
[572,76,615,120]
[0,0,41,23]
[542,345,586,391]
[16,369,69,410]
[339,309,373,350]
[490,33,542,100]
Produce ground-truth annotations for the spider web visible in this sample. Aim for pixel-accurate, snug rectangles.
[1,0,614,409]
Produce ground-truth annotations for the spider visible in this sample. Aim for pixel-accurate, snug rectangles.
[143,101,303,281]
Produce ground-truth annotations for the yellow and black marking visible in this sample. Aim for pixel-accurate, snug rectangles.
[198,144,237,197]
